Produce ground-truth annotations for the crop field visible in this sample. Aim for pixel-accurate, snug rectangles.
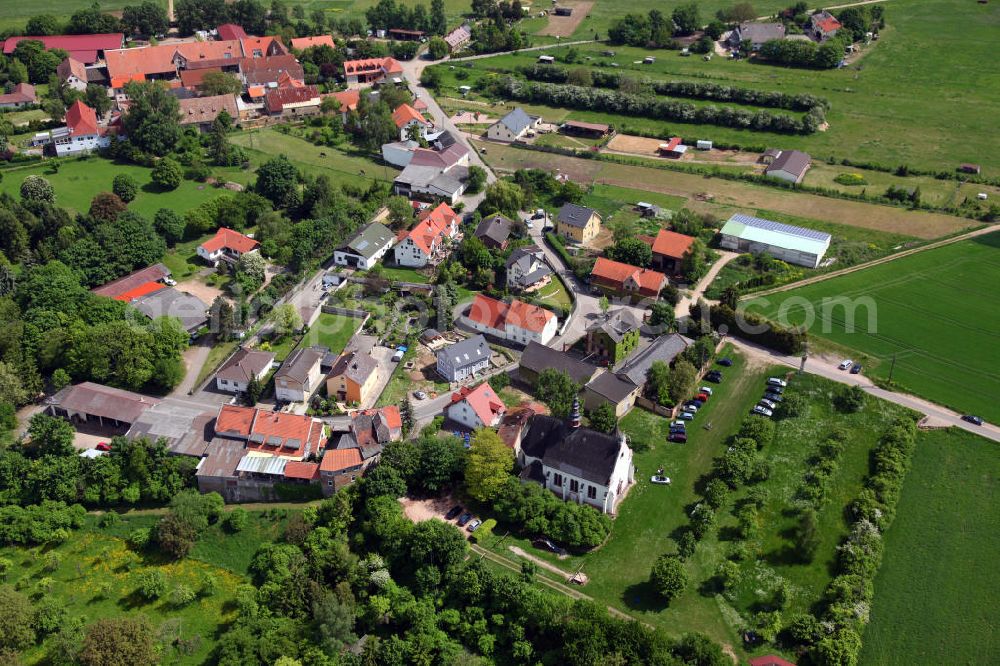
[472,139,976,239]
[861,427,1000,665]
[746,231,1000,423]
[457,0,1000,175]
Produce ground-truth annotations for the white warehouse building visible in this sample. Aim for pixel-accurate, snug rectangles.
[718,213,832,269]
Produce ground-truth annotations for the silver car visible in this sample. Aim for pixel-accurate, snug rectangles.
[752,405,773,417]
[759,398,777,410]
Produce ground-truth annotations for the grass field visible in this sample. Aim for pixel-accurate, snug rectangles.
[746,231,1000,423]
[473,139,976,240]
[0,157,250,218]
[533,275,572,310]
[455,0,1000,175]
[861,427,1000,665]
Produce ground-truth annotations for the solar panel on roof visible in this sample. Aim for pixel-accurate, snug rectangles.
[284,438,301,449]
[249,433,266,443]
[267,435,283,446]
[730,214,831,242]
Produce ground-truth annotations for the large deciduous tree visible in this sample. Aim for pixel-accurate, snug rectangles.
[122,81,181,156]
[255,155,300,209]
[535,369,580,418]
[464,427,513,502]
[78,616,156,666]
[650,554,687,602]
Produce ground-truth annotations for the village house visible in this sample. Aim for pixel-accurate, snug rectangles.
[591,257,668,300]
[487,107,540,143]
[466,294,558,346]
[444,24,472,52]
[214,347,275,393]
[265,85,321,117]
[556,203,602,245]
[392,103,432,141]
[505,247,552,291]
[437,334,492,382]
[290,35,336,50]
[324,89,360,122]
[326,350,381,406]
[809,11,842,42]
[56,57,89,91]
[647,229,695,275]
[585,309,642,365]
[132,287,209,336]
[321,406,402,494]
[274,346,328,403]
[392,135,470,203]
[518,341,599,387]
[0,83,35,108]
[583,333,689,417]
[392,202,460,267]
[474,214,514,250]
[343,56,404,86]
[517,404,635,515]
[334,221,396,270]
[447,382,507,430]
[47,100,118,156]
[197,228,261,265]
[728,22,786,50]
[764,149,811,183]
[241,54,305,87]
[179,94,239,130]
[719,213,831,269]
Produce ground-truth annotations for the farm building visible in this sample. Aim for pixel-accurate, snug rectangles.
[764,149,811,183]
[658,137,687,158]
[719,213,831,269]
[388,28,425,41]
[562,120,610,137]
[487,107,540,142]
[444,25,472,51]
[728,22,786,50]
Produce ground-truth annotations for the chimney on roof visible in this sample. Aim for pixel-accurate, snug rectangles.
[568,397,581,429]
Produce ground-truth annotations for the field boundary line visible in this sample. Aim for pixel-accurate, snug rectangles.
[741,223,1000,300]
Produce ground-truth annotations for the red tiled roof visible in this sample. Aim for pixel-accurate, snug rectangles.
[468,294,554,334]
[105,39,244,81]
[343,56,402,77]
[179,67,223,87]
[179,93,239,125]
[276,70,304,88]
[57,57,87,83]
[402,203,457,255]
[246,410,322,458]
[216,23,248,41]
[651,229,695,260]
[507,299,554,333]
[468,294,509,330]
[0,83,36,105]
[200,228,260,254]
[359,405,402,430]
[661,137,682,152]
[815,16,841,33]
[66,100,99,136]
[247,85,265,98]
[241,36,287,57]
[320,447,363,473]
[324,89,359,112]
[241,54,303,85]
[216,404,256,437]
[114,281,166,302]
[264,85,319,113]
[392,103,428,129]
[451,382,506,426]
[632,268,667,294]
[283,460,320,480]
[291,35,335,50]
[592,257,640,286]
[2,33,123,64]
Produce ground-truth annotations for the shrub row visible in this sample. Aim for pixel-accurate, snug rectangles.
[692,301,807,355]
[795,429,849,509]
[0,501,86,546]
[519,65,830,112]
[489,76,821,135]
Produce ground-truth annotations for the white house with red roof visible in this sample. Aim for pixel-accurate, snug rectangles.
[466,293,558,346]
[0,83,36,109]
[591,257,668,300]
[197,228,261,265]
[392,202,460,267]
[51,100,118,156]
[447,382,507,430]
[392,103,431,141]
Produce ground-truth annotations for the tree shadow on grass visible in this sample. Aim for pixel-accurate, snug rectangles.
[118,588,152,611]
[622,580,670,612]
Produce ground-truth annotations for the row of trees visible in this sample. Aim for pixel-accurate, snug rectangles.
[490,76,824,135]
[758,36,850,70]
[365,0,448,35]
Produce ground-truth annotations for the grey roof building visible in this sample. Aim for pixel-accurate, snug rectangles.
[584,371,638,404]
[764,149,812,183]
[474,214,514,249]
[45,382,159,427]
[729,22,786,48]
[519,415,628,487]
[505,247,552,289]
[214,347,275,392]
[126,398,217,457]
[519,341,599,385]
[557,202,598,228]
[132,287,209,334]
[616,334,689,387]
[334,221,396,269]
[586,309,642,344]
[498,108,535,135]
[436,334,492,382]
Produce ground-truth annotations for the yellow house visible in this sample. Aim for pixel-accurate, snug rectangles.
[326,351,380,405]
[556,203,602,244]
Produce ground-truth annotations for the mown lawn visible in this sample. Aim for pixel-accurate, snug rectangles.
[533,276,572,310]
[302,312,364,352]
[746,231,1000,423]
[861,427,1000,665]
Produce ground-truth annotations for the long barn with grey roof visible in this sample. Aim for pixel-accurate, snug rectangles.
[719,213,832,268]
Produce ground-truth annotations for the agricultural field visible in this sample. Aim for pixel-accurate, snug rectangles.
[746,231,1000,423]
[472,139,977,239]
[861,427,1000,665]
[0,508,292,664]
[453,0,1000,175]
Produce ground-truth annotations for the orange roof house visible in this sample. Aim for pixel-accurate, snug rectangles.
[323,89,360,115]
[65,100,100,136]
[215,404,325,459]
[467,294,557,345]
[392,103,429,129]
[343,57,403,85]
[394,202,460,261]
[291,35,335,50]
[198,228,260,263]
[592,257,668,299]
[448,382,506,429]
[647,229,695,274]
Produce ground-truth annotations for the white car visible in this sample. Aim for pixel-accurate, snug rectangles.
[679,412,695,420]
[767,377,788,388]
[163,277,177,286]
[838,359,854,370]
[670,420,687,429]
[526,220,534,229]
[650,475,672,485]
[699,386,714,396]
[752,405,774,417]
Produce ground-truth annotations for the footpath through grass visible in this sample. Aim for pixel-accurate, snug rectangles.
[861,427,1000,665]
[746,231,1000,423]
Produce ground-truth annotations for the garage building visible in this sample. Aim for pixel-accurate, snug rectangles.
[718,213,831,268]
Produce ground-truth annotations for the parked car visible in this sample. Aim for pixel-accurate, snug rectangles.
[752,405,773,417]
[699,386,714,396]
[533,538,566,555]
[962,415,984,426]
[705,373,722,384]
[467,519,483,532]
[670,420,687,429]
[759,399,777,410]
[696,392,710,402]
[96,441,111,451]
[414,390,427,400]
[850,363,863,374]
[683,403,700,413]
[445,505,463,520]
[163,277,177,286]
[679,411,695,420]
[651,475,672,485]
[717,357,733,367]
[838,359,853,370]
[457,512,473,526]
[767,377,788,387]
[764,392,784,403]
[766,384,784,394]
[526,220,534,229]
[668,432,687,443]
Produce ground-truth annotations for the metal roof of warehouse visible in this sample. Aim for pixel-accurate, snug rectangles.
[720,213,832,255]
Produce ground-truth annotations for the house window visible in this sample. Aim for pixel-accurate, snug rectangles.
[587,486,597,499]
[569,479,579,492]
[553,473,563,487]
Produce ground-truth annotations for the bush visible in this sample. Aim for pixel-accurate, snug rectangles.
[127,528,152,550]
[834,385,866,413]
[134,570,167,601]
[834,173,867,186]
[650,554,687,602]
[170,584,196,606]
[112,173,138,202]
[224,508,249,533]
[151,157,182,190]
